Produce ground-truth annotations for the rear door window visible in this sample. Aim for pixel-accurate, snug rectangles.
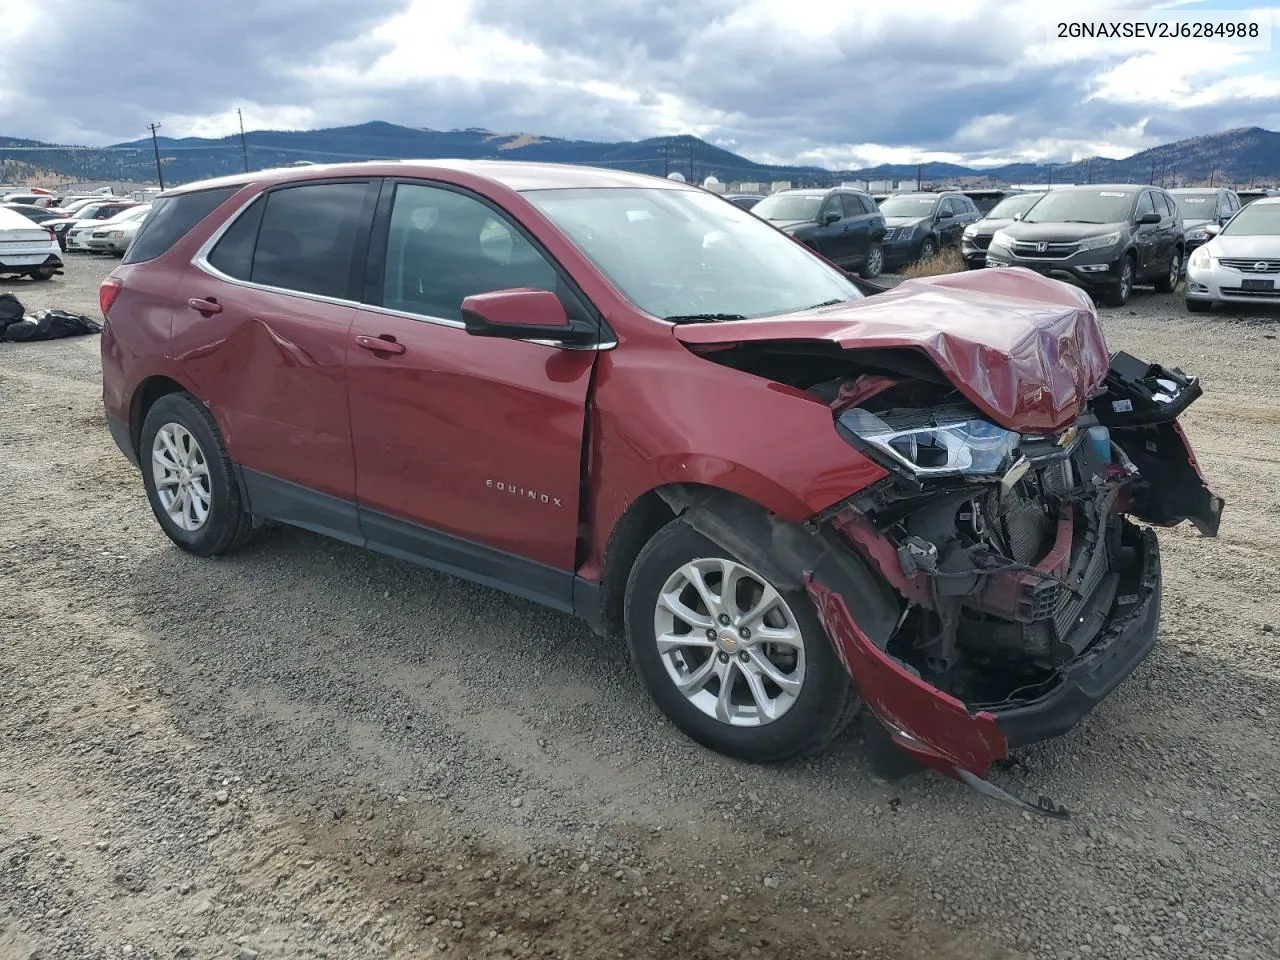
[248,181,374,300]
[839,193,863,219]
[123,186,240,264]
[206,196,266,280]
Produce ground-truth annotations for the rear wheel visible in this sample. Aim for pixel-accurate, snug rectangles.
[1185,298,1212,313]
[1155,248,1181,294]
[29,265,55,281]
[140,393,254,557]
[860,243,884,279]
[624,519,858,763]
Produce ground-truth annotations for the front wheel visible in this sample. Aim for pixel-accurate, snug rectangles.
[624,519,858,763]
[860,242,884,279]
[917,237,937,262]
[1102,256,1134,307]
[140,392,255,557]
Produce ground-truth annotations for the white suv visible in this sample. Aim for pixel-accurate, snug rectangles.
[0,206,62,281]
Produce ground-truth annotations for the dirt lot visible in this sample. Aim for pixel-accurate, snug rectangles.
[2,254,1278,960]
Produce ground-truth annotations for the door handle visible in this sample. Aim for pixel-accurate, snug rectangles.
[355,334,406,355]
[188,297,221,316]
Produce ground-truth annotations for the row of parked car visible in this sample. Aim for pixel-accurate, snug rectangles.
[0,194,153,281]
[728,182,1279,310]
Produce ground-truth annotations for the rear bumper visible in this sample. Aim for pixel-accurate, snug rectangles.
[106,412,137,466]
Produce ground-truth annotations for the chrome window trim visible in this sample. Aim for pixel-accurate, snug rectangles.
[190,186,615,351]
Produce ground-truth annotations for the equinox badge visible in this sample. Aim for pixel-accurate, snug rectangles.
[486,479,563,507]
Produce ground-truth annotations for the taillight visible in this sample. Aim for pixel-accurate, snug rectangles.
[46,227,56,242]
[99,277,123,317]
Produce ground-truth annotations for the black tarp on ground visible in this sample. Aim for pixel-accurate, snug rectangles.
[0,294,101,342]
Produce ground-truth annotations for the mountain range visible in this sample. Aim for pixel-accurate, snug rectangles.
[1,121,1277,188]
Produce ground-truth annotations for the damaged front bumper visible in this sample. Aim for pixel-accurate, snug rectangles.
[805,519,1161,817]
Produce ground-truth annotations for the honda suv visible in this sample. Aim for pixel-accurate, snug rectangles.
[984,184,1184,307]
[99,162,1223,812]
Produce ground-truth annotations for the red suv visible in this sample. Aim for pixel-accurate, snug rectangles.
[100,162,1223,812]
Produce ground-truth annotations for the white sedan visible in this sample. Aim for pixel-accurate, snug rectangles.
[83,204,152,255]
[0,206,62,281]
[1185,197,1280,312]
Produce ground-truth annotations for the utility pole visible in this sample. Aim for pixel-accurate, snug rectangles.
[916,164,921,191]
[237,108,249,172]
[688,137,695,183]
[147,122,165,190]
[661,137,672,177]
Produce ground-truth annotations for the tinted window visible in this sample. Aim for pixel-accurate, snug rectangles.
[879,195,938,217]
[250,182,370,299]
[859,194,879,215]
[940,198,958,215]
[839,193,863,218]
[382,183,559,321]
[1136,193,1157,218]
[752,194,823,222]
[819,194,843,221]
[987,193,1043,219]
[123,186,239,264]
[207,196,266,280]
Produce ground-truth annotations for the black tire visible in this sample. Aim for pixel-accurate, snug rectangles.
[624,518,858,763]
[139,392,254,557]
[860,242,884,279]
[1102,255,1135,307]
[1185,298,1212,313]
[1155,247,1181,294]
[29,265,55,281]
[917,237,937,262]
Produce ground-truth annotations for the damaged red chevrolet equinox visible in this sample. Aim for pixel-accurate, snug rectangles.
[100,162,1224,814]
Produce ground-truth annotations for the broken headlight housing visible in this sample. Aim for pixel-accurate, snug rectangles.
[838,406,1021,479]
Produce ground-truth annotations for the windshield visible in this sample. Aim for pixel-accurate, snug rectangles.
[108,205,149,223]
[1221,202,1280,237]
[1172,195,1215,220]
[986,193,1043,219]
[523,187,862,320]
[878,195,938,218]
[750,194,823,222]
[1022,190,1134,224]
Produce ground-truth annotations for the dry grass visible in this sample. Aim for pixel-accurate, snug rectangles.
[899,245,965,279]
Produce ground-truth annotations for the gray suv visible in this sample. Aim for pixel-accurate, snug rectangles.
[984,184,1183,307]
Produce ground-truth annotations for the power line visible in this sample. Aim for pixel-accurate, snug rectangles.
[147,122,165,190]
[237,108,249,172]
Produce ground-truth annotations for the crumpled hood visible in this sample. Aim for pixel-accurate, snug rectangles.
[673,267,1111,434]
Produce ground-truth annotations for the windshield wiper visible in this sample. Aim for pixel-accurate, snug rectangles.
[804,298,845,310]
[662,313,748,323]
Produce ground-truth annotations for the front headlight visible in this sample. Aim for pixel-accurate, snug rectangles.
[989,230,1013,250]
[1189,246,1212,269]
[1077,231,1121,253]
[881,228,896,242]
[962,225,978,239]
[106,231,123,238]
[1187,229,1209,242]
[838,408,1021,479]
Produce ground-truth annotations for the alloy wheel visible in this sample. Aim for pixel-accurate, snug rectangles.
[653,557,806,727]
[1120,260,1133,300]
[1169,252,1181,289]
[151,422,212,531]
[866,245,883,276]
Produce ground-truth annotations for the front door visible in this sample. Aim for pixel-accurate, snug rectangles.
[175,179,378,539]
[346,180,598,608]
[1134,191,1160,278]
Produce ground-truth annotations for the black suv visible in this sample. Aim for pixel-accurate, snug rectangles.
[984,184,1183,307]
[961,191,1045,269]
[1169,187,1241,252]
[750,187,887,278]
[876,192,981,269]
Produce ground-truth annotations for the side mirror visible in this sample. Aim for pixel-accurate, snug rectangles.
[1138,211,1162,225]
[936,209,954,220]
[822,210,841,225]
[1204,223,1222,236]
[460,288,587,344]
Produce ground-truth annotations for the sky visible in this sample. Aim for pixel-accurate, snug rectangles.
[1,0,1277,169]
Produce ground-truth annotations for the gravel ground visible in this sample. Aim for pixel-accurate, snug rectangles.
[2,255,1278,960]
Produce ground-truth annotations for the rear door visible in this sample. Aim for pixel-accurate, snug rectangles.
[346,179,599,605]
[175,178,379,540]
[839,192,871,267]
[812,193,851,264]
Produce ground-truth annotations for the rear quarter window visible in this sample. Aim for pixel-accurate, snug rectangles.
[122,186,241,264]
